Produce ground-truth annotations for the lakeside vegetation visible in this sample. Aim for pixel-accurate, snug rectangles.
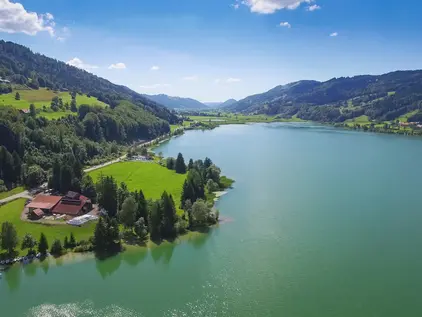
[0,153,234,261]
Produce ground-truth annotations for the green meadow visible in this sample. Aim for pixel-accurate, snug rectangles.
[0,199,95,257]
[89,161,187,213]
[0,88,107,119]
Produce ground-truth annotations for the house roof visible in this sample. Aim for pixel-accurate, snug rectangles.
[52,195,91,216]
[32,208,45,217]
[27,195,62,210]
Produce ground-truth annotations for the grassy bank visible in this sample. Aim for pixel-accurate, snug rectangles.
[0,199,95,258]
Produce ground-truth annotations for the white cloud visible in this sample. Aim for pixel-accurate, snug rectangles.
[216,78,242,84]
[279,22,291,28]
[307,4,321,11]
[66,57,99,70]
[139,84,171,90]
[232,3,240,9]
[242,0,314,14]
[57,37,65,42]
[0,0,56,36]
[150,65,160,71]
[330,32,338,37]
[108,62,127,70]
[182,75,198,81]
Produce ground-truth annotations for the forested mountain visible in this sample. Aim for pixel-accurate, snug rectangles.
[204,99,237,108]
[219,99,237,108]
[0,41,177,123]
[143,94,208,110]
[0,41,176,193]
[228,71,422,122]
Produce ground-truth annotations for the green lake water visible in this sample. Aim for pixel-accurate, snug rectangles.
[2,123,422,316]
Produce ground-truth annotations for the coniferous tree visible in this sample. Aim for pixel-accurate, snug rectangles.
[15,92,20,100]
[175,153,186,174]
[161,191,177,239]
[69,232,76,248]
[96,175,118,217]
[134,189,148,225]
[38,233,49,255]
[188,159,194,170]
[148,200,163,241]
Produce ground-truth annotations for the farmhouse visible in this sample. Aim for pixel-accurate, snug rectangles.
[27,191,92,217]
[52,191,92,216]
[27,195,62,214]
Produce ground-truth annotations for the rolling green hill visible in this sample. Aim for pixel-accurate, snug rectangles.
[0,40,178,123]
[228,71,422,123]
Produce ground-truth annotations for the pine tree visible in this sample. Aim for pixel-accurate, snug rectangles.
[148,200,163,241]
[134,190,148,225]
[38,233,49,255]
[69,232,76,248]
[63,236,69,249]
[15,92,20,100]
[188,159,194,170]
[175,153,186,174]
[161,191,177,239]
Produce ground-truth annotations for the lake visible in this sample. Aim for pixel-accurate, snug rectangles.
[2,123,422,316]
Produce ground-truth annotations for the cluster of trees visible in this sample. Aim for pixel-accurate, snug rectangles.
[165,153,187,174]
[0,146,22,188]
[0,97,173,192]
[0,40,178,123]
[180,157,223,227]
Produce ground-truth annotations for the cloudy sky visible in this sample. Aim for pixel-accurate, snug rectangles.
[1,0,421,102]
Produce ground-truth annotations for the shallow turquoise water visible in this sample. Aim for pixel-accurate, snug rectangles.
[2,123,422,316]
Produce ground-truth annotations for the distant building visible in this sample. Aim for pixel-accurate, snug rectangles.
[19,109,30,114]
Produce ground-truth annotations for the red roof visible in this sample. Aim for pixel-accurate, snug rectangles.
[32,208,45,217]
[27,195,62,210]
[52,195,91,216]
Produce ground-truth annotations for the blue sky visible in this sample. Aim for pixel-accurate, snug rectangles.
[1,0,422,102]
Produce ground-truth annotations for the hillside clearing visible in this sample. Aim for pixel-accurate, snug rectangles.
[0,88,107,119]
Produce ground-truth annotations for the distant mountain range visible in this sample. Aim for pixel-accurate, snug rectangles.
[204,99,237,108]
[143,94,209,110]
[144,94,238,110]
[226,70,422,123]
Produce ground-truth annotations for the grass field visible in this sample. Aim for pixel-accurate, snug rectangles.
[0,187,25,200]
[0,88,107,119]
[89,162,186,213]
[0,199,95,257]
